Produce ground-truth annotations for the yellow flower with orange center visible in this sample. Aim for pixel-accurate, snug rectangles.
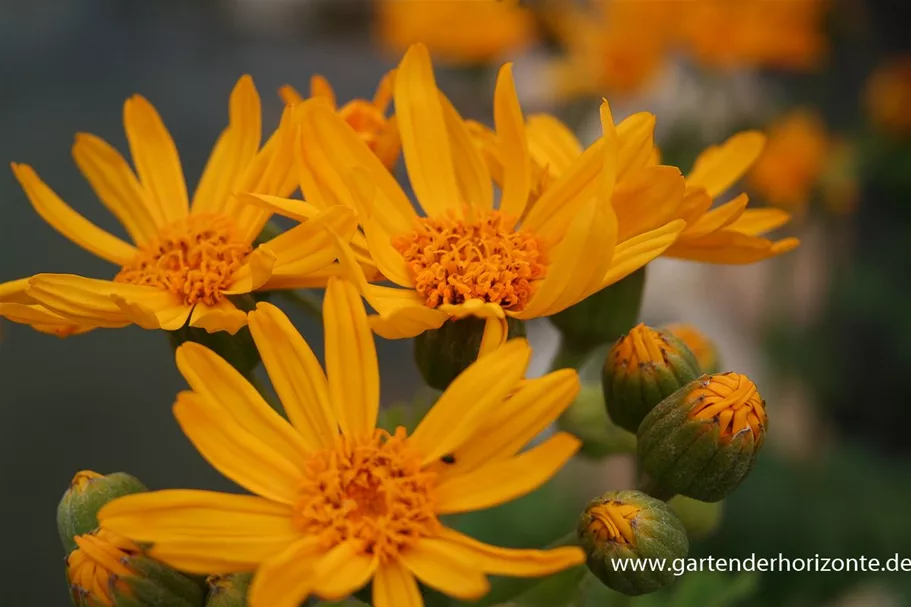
[99,277,585,607]
[279,72,402,169]
[66,528,140,606]
[376,0,537,66]
[0,76,364,336]
[250,44,686,348]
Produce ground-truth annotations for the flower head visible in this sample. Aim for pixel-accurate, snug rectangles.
[866,55,911,136]
[67,528,140,606]
[100,277,584,607]
[1,76,361,336]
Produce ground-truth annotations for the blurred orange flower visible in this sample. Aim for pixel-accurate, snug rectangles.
[866,55,911,136]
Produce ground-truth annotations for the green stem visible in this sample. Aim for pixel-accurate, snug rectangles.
[551,339,594,372]
[278,289,323,320]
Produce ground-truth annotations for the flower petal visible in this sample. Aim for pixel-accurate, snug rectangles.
[238,193,317,223]
[612,165,686,242]
[434,432,580,515]
[123,94,189,223]
[248,302,339,449]
[436,369,580,478]
[494,63,531,225]
[526,113,582,176]
[72,133,162,243]
[175,342,311,463]
[192,75,262,215]
[0,302,93,337]
[410,339,531,465]
[401,539,490,600]
[478,316,509,357]
[324,276,380,438]
[395,43,461,217]
[438,92,493,211]
[436,526,584,577]
[682,193,749,240]
[248,537,322,607]
[0,278,37,304]
[438,299,506,320]
[373,561,423,607]
[278,84,304,106]
[173,391,302,504]
[312,542,378,600]
[726,208,793,236]
[687,131,765,198]
[616,112,657,177]
[224,247,276,295]
[188,299,247,335]
[666,232,800,264]
[11,163,137,265]
[310,74,337,106]
[599,219,686,289]
[110,287,192,331]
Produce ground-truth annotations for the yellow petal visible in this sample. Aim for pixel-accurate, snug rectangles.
[175,342,311,463]
[324,277,380,438]
[599,100,619,203]
[192,75,262,215]
[72,133,162,243]
[612,166,686,242]
[224,247,276,295]
[238,193,317,223]
[726,208,793,236]
[682,193,749,240]
[438,299,506,320]
[247,302,339,450]
[278,84,304,106]
[110,286,192,331]
[436,526,585,577]
[676,186,713,227]
[248,537,322,607]
[478,316,509,357]
[494,63,531,225]
[369,308,448,339]
[435,432,580,515]
[395,43,461,217]
[312,542,378,600]
[526,113,582,176]
[11,163,137,265]
[123,94,189,223]
[616,112,657,177]
[401,539,489,600]
[436,369,580,478]
[372,70,395,113]
[666,232,800,264]
[148,537,287,575]
[0,302,93,337]
[410,339,530,465]
[599,219,686,289]
[374,115,403,170]
[687,131,765,198]
[438,91,493,211]
[0,278,37,304]
[310,74,337,106]
[373,561,423,607]
[188,299,247,335]
[173,391,302,504]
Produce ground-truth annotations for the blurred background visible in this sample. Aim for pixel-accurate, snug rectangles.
[2,0,911,605]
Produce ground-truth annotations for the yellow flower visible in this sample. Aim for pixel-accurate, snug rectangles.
[666,131,801,264]
[67,528,140,606]
[99,277,585,607]
[278,72,402,169]
[254,44,684,348]
[866,55,911,135]
[0,76,361,336]
[376,0,537,66]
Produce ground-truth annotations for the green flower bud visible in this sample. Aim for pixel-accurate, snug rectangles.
[549,267,645,352]
[558,385,636,458]
[668,496,724,541]
[414,316,525,391]
[663,323,721,374]
[578,490,688,596]
[602,324,701,433]
[66,528,204,607]
[205,573,251,607]
[637,373,768,502]
[58,471,147,554]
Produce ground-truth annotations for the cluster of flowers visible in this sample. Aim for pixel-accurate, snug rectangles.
[6,42,796,607]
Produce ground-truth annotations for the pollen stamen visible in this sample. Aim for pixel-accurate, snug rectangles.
[114,214,249,307]
[393,210,547,310]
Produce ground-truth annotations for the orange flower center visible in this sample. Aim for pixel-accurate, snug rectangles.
[114,214,250,307]
[67,529,139,606]
[689,372,767,443]
[586,501,640,546]
[392,210,547,310]
[292,428,439,561]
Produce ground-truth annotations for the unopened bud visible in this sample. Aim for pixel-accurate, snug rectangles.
[57,471,147,554]
[205,573,251,607]
[638,373,768,501]
[578,490,688,596]
[602,324,701,433]
[663,323,721,374]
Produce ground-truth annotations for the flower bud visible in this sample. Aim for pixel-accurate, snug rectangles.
[602,324,701,433]
[58,471,147,554]
[668,496,724,541]
[205,573,251,607]
[414,316,526,391]
[637,373,768,502]
[66,528,204,607]
[578,490,688,596]
[549,268,646,352]
[557,385,636,458]
[663,323,721,374]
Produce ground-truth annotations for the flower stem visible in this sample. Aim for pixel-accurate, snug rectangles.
[551,339,594,371]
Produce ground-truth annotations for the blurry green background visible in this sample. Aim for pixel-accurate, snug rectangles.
[3,1,911,606]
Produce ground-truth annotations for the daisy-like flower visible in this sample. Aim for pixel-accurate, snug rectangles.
[278,72,402,170]
[99,277,585,607]
[0,76,362,336]
[249,44,685,348]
